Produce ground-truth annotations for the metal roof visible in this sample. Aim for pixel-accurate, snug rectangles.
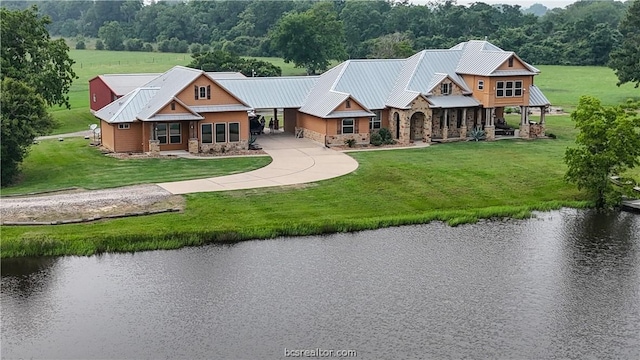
[137,66,204,120]
[205,72,246,79]
[299,63,352,118]
[325,110,375,118]
[333,59,405,110]
[409,50,471,94]
[491,69,538,76]
[528,85,551,107]
[144,113,204,122]
[189,104,253,113]
[98,74,161,95]
[427,95,481,108]
[217,77,318,109]
[94,87,159,123]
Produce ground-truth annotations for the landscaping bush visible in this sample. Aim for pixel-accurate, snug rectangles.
[378,128,395,144]
[370,131,383,146]
[469,127,485,141]
[345,138,356,148]
[95,39,104,50]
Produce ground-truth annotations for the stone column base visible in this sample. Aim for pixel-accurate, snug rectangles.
[459,126,467,139]
[149,140,160,154]
[519,124,530,139]
[484,126,495,141]
[188,138,199,154]
[442,127,449,140]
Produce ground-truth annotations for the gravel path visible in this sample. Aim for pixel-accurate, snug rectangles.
[1,184,174,223]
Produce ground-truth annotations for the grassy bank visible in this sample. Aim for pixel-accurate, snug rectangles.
[1,138,271,195]
[2,115,600,258]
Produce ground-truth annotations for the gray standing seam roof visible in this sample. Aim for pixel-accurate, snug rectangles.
[427,95,481,108]
[333,59,405,110]
[94,87,160,123]
[528,85,551,107]
[99,74,161,96]
[217,77,318,109]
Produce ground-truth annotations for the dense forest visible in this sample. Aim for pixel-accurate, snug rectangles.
[1,0,634,67]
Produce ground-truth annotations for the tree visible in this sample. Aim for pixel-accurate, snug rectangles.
[564,96,640,208]
[609,0,640,87]
[367,32,415,59]
[98,21,125,51]
[187,50,281,77]
[1,78,56,186]
[0,6,77,109]
[270,2,347,74]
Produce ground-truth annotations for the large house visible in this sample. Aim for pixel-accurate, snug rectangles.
[90,40,550,154]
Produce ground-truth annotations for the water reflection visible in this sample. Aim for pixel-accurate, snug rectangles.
[1,209,639,359]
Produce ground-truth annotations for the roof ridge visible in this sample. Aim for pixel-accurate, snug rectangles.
[404,50,426,92]
[331,60,351,91]
[110,88,142,121]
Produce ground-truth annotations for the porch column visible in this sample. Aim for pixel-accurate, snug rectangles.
[188,121,199,154]
[460,108,468,139]
[540,107,546,125]
[476,108,482,129]
[273,108,279,130]
[485,107,495,141]
[520,106,530,139]
[148,122,160,154]
[442,109,449,140]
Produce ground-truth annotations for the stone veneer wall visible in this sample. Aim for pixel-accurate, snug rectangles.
[432,110,443,138]
[449,110,461,138]
[148,140,160,154]
[301,127,326,145]
[326,133,370,147]
[200,140,248,153]
[188,138,198,154]
[530,124,545,138]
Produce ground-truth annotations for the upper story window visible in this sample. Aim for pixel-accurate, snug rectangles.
[496,80,523,97]
[194,85,211,100]
[170,101,176,110]
[441,83,452,95]
[478,80,484,90]
[508,58,514,67]
[118,123,130,130]
[92,94,97,103]
[346,99,351,108]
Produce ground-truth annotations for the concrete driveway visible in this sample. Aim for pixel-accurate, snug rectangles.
[157,133,359,194]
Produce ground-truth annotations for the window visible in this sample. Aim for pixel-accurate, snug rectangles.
[201,124,213,144]
[215,123,226,143]
[508,57,514,67]
[441,83,451,95]
[370,111,382,130]
[496,81,523,98]
[170,102,175,110]
[342,118,354,134]
[194,85,211,100]
[169,123,181,143]
[478,80,484,90]
[118,123,130,130]
[229,122,240,142]
[92,93,96,103]
[156,123,181,144]
[346,99,351,109]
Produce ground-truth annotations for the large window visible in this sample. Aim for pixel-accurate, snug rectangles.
[370,111,382,130]
[229,122,240,142]
[215,123,226,143]
[201,124,213,144]
[194,85,211,100]
[156,123,181,144]
[342,118,355,134]
[496,80,523,97]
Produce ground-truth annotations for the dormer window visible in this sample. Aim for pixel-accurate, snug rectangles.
[441,83,452,95]
[508,57,514,67]
[194,85,211,100]
[346,99,351,108]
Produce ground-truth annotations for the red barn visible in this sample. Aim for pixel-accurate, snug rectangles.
[89,74,160,112]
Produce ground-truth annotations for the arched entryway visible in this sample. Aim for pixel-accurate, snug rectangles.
[410,112,425,141]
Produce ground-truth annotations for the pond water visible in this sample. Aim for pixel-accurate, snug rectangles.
[2,209,639,359]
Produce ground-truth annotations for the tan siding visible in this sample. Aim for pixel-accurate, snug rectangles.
[114,122,143,152]
[177,74,242,106]
[357,118,369,133]
[100,120,116,151]
[497,56,527,70]
[299,113,327,134]
[463,74,491,106]
[488,76,532,107]
[335,97,365,111]
[158,100,191,114]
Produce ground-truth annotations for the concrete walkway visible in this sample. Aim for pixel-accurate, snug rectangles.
[37,130,93,140]
[157,133,359,194]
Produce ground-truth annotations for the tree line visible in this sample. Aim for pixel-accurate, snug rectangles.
[1,0,634,67]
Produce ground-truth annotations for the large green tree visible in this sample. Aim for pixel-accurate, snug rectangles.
[609,0,640,87]
[270,2,347,74]
[98,21,125,51]
[1,78,55,186]
[0,6,77,108]
[564,96,640,208]
[187,50,281,77]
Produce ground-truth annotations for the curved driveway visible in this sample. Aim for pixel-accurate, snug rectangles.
[157,133,359,194]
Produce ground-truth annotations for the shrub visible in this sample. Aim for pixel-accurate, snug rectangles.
[124,38,144,51]
[469,127,485,141]
[345,138,356,148]
[189,43,201,54]
[95,39,104,50]
[378,128,395,144]
[370,131,383,146]
[142,43,154,52]
[547,132,557,139]
[75,40,85,50]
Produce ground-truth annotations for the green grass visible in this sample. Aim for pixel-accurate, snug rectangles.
[535,65,640,109]
[2,115,600,258]
[0,138,271,195]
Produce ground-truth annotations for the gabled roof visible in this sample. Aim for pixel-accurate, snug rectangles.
[217,76,318,109]
[92,74,161,96]
[298,63,353,117]
[333,59,405,110]
[136,66,204,120]
[95,87,160,123]
[454,40,539,76]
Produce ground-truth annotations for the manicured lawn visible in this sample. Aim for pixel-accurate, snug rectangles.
[0,138,271,195]
[535,65,640,109]
[2,115,598,257]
